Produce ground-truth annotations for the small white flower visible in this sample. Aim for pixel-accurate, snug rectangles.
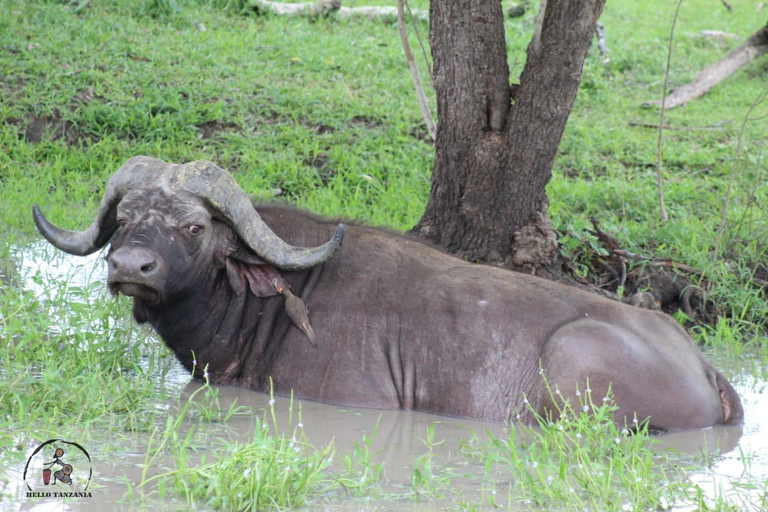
[291,436,297,443]
[621,428,629,436]
[261,423,268,430]
[614,437,621,444]
[576,433,582,439]
[582,405,589,412]
[269,398,275,406]
[243,468,252,477]
[602,396,610,402]
[360,475,366,483]
[285,466,291,472]
[515,414,521,420]
[523,397,529,405]
[598,471,604,477]
[555,389,561,395]
[492,490,497,495]
[558,424,564,431]
[538,368,543,375]
[575,390,581,397]
[546,475,553,484]
[585,388,591,393]
[633,417,639,424]
[298,422,304,428]
[203,370,210,379]
[193,359,198,366]
[530,461,538,469]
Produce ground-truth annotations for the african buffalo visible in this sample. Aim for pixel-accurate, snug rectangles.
[34,156,743,431]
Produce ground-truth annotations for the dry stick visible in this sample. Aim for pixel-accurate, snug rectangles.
[405,0,433,86]
[613,249,702,275]
[714,88,768,256]
[397,0,436,141]
[655,0,686,223]
[719,0,732,11]
[628,119,732,130]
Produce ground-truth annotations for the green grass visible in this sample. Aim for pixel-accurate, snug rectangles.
[1,0,767,509]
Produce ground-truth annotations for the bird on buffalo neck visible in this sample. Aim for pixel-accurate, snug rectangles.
[273,280,316,346]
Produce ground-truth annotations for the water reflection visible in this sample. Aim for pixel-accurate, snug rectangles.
[2,244,767,510]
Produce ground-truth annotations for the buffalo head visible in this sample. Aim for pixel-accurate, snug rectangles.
[33,157,345,319]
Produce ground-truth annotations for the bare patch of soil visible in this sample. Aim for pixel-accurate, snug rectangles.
[303,151,337,185]
[197,120,238,140]
[409,125,434,144]
[22,114,91,145]
[350,115,382,129]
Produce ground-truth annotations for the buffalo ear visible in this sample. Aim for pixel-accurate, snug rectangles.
[225,258,247,296]
[221,244,266,296]
[226,250,290,298]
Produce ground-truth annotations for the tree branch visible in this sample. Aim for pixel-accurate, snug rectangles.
[645,22,768,109]
[250,0,428,21]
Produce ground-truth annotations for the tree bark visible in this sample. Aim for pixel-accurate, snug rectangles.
[412,0,606,268]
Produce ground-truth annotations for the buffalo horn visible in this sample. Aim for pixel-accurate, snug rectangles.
[173,161,345,271]
[32,156,167,256]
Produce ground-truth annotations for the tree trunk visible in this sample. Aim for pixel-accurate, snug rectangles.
[412,0,606,269]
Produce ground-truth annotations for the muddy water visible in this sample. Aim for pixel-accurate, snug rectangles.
[2,244,767,510]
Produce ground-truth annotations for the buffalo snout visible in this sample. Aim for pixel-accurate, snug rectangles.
[107,247,167,302]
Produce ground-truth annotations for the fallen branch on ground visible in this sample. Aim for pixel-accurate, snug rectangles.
[628,119,732,130]
[644,22,768,109]
[612,250,702,276]
[249,0,428,21]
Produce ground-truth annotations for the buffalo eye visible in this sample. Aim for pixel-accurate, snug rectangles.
[187,225,203,236]
[117,219,127,228]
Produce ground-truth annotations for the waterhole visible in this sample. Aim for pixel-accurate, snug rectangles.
[1,244,766,510]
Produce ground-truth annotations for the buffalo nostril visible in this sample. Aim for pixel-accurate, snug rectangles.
[140,261,157,274]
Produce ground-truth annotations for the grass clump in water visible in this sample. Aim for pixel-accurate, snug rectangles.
[470,376,686,511]
[336,416,386,498]
[140,379,334,510]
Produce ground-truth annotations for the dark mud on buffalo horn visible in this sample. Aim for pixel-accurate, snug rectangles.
[173,161,345,271]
